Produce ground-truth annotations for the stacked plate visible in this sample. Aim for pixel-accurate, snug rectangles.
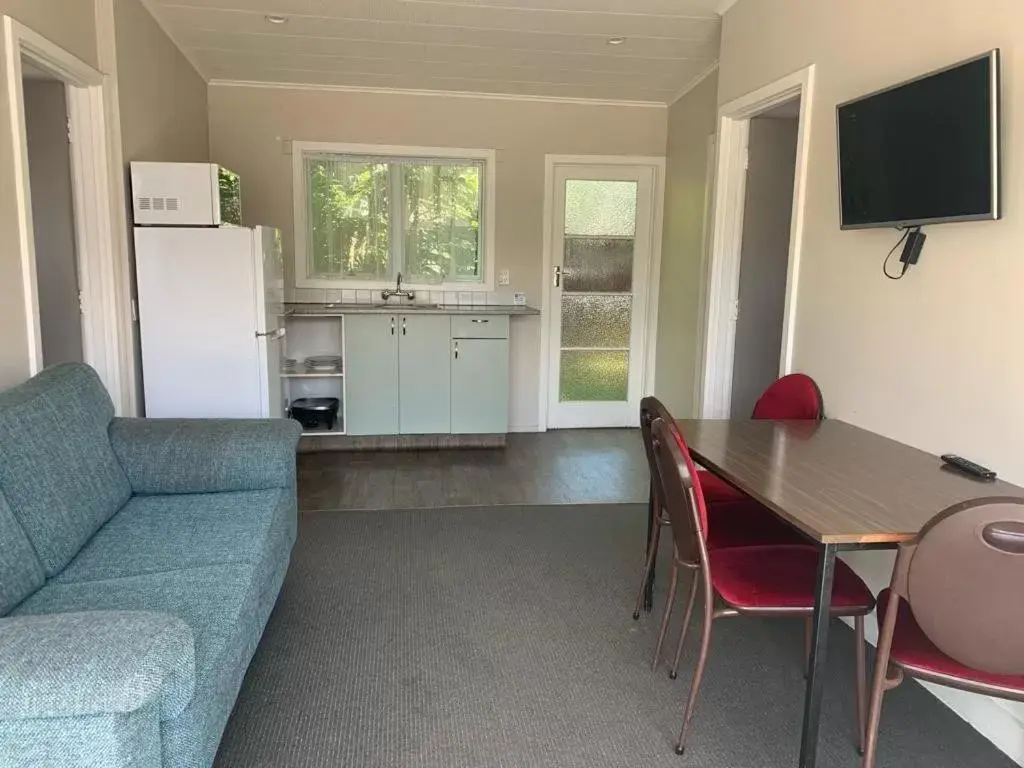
[281,358,297,373]
[305,355,343,373]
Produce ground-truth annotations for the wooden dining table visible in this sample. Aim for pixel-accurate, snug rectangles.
[644,418,1024,768]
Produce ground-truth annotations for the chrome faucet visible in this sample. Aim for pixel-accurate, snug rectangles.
[381,272,416,302]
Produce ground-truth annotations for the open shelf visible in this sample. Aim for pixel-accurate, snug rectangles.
[282,371,344,378]
[299,422,346,437]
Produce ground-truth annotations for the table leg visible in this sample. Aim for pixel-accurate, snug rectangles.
[798,543,837,768]
[643,483,656,613]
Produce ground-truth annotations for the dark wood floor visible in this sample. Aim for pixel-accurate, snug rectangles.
[298,428,648,511]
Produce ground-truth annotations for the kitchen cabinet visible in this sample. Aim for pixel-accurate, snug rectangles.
[344,314,399,435]
[398,315,451,434]
[451,338,509,434]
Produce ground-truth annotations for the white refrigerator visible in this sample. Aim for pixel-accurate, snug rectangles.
[134,225,285,419]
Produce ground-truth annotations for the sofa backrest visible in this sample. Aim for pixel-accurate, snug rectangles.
[0,490,44,616]
[0,363,131,577]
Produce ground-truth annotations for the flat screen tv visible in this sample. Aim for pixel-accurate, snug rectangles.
[837,50,1001,230]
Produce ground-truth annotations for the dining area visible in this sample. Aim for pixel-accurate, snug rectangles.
[632,375,1024,768]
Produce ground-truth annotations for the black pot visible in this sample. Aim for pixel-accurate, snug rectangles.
[290,397,340,431]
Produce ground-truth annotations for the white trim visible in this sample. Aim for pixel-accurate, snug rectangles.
[697,64,815,418]
[209,79,670,109]
[670,62,719,106]
[2,16,131,412]
[539,154,666,430]
[292,141,497,292]
[136,0,208,82]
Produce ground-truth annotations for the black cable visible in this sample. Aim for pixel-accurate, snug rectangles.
[883,227,911,280]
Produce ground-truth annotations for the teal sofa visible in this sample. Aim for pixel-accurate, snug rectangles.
[0,363,301,768]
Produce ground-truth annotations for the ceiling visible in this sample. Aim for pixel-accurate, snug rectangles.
[146,0,726,103]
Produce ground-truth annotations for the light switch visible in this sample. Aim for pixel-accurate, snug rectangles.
[498,269,510,286]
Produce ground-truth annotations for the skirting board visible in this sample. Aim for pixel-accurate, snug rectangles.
[299,433,507,452]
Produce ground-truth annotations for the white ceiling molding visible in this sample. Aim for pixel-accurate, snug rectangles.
[147,0,723,102]
[137,0,207,81]
[209,78,670,109]
[717,0,741,15]
[669,61,719,105]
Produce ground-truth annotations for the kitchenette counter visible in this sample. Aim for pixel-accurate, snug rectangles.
[285,303,540,317]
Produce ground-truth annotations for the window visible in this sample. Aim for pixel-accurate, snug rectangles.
[293,143,495,289]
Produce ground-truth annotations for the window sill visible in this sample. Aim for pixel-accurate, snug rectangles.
[295,277,494,293]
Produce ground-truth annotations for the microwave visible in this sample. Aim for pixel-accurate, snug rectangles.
[130,162,242,226]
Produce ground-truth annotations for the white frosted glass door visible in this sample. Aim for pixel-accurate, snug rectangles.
[547,165,656,428]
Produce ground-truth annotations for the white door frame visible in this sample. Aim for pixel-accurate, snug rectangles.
[697,65,815,418]
[539,154,666,431]
[2,17,133,412]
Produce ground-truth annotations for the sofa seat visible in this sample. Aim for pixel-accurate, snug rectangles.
[12,488,296,768]
[55,489,294,584]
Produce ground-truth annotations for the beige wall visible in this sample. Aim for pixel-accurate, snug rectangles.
[0,1,98,68]
[24,79,83,367]
[654,71,718,417]
[208,85,667,429]
[720,0,1024,757]
[115,0,208,167]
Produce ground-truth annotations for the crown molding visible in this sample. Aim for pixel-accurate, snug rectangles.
[717,0,741,15]
[669,61,719,105]
[208,79,670,108]
[136,0,208,81]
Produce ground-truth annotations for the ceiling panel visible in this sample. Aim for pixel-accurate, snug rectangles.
[153,0,722,102]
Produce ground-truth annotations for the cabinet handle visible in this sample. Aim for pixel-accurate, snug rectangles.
[390,317,395,335]
[454,341,459,360]
[471,319,489,324]
[402,317,407,335]
[553,265,562,287]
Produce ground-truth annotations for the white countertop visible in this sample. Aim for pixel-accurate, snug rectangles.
[285,303,540,317]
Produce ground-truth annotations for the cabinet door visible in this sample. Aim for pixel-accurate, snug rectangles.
[398,314,451,434]
[451,339,510,434]
[344,314,399,435]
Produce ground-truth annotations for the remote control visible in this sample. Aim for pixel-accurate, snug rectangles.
[941,454,997,481]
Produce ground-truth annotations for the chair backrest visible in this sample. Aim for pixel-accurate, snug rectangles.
[640,396,676,499]
[649,417,710,567]
[751,373,824,420]
[899,496,1024,675]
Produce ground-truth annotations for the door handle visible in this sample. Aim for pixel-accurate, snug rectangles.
[471,319,489,324]
[390,317,395,335]
[255,328,285,340]
[553,266,562,287]
[454,340,459,360]
[402,317,407,335]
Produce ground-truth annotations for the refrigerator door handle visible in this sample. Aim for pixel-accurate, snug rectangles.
[256,328,286,340]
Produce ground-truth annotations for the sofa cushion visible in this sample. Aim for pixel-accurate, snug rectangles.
[56,489,292,584]
[0,491,45,616]
[0,364,131,576]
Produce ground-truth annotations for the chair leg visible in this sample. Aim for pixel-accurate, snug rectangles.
[633,514,663,620]
[854,616,867,755]
[803,617,812,678]
[669,570,699,680]
[862,593,901,768]
[652,557,679,670]
[675,599,714,755]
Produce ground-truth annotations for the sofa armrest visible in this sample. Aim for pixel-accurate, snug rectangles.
[109,418,301,495]
[0,611,195,721]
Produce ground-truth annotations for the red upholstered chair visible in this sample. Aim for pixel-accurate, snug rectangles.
[862,497,1024,768]
[649,417,874,756]
[632,397,803,621]
[700,373,825,505]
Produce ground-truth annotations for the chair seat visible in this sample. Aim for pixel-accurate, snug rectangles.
[698,470,746,505]
[877,589,1024,693]
[706,500,805,550]
[709,545,875,612]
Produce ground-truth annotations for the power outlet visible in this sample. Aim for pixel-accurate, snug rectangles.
[498,269,510,286]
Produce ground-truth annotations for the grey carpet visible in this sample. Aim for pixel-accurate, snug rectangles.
[215,505,1015,768]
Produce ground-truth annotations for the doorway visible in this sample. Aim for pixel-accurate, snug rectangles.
[729,104,800,417]
[3,17,130,410]
[21,59,83,367]
[542,157,664,430]
[698,66,815,418]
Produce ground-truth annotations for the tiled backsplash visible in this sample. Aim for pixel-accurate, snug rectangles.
[286,287,520,306]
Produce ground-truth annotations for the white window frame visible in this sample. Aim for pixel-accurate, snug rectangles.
[292,141,496,292]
